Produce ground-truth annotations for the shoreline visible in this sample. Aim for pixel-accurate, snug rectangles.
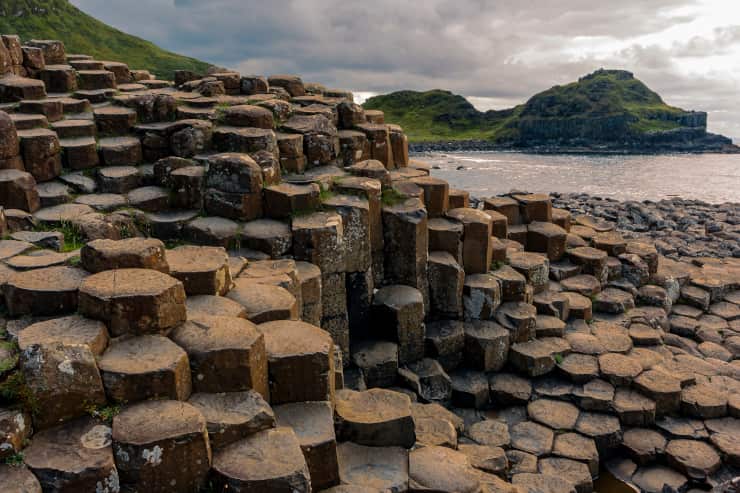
[409,140,740,155]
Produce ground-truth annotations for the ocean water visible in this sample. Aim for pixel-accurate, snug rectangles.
[422,152,740,203]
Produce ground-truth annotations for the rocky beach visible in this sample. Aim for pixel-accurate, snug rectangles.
[0,33,738,493]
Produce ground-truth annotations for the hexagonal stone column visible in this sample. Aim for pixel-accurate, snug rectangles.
[264,183,321,219]
[428,217,463,265]
[171,314,268,397]
[240,218,292,258]
[187,390,275,450]
[0,170,41,212]
[80,237,169,273]
[227,278,299,323]
[447,208,493,275]
[3,266,87,316]
[464,320,510,372]
[21,343,106,429]
[18,314,109,357]
[211,427,310,492]
[112,400,211,493]
[372,285,425,364]
[335,388,415,448]
[382,198,429,298]
[258,320,335,404]
[18,128,61,182]
[568,247,608,284]
[508,252,550,293]
[513,193,553,223]
[484,196,521,225]
[428,251,464,319]
[78,269,186,336]
[166,245,231,296]
[24,417,117,492]
[463,273,502,320]
[528,221,567,261]
[204,153,263,221]
[98,335,191,403]
[275,401,340,490]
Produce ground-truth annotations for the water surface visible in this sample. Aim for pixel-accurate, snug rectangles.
[423,152,740,203]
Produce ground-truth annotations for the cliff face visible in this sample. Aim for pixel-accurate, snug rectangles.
[364,69,738,153]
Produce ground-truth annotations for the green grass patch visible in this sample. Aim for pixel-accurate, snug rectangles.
[381,188,405,207]
[0,0,211,80]
[3,452,24,467]
[34,220,84,253]
[86,403,121,424]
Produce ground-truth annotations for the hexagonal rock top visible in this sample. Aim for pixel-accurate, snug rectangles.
[78,268,186,336]
[211,427,311,492]
[166,245,232,296]
[3,266,88,316]
[18,314,109,356]
[334,388,416,448]
[80,237,169,273]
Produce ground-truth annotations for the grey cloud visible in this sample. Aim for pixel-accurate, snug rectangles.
[70,0,737,140]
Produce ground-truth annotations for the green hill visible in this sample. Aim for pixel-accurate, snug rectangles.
[0,0,211,79]
[364,69,723,149]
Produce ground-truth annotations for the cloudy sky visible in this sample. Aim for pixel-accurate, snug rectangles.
[71,0,740,141]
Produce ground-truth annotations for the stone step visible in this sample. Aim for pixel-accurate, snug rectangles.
[59,136,99,170]
[9,112,48,130]
[52,118,96,138]
[94,106,136,135]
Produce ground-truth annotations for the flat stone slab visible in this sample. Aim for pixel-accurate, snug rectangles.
[78,268,186,336]
[166,245,231,296]
[337,442,409,492]
[18,314,109,356]
[80,237,169,273]
[211,427,310,492]
[509,421,554,456]
[188,390,275,450]
[335,388,415,448]
[98,334,191,402]
[527,398,580,430]
[3,265,88,316]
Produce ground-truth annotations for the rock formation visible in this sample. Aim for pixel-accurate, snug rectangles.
[0,35,738,493]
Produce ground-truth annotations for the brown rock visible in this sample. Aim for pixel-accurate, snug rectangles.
[3,266,87,316]
[21,343,105,429]
[98,334,191,403]
[24,417,117,492]
[78,269,186,336]
[80,237,169,273]
[258,320,335,403]
[18,314,109,356]
[112,400,211,493]
[335,388,415,448]
[187,390,275,450]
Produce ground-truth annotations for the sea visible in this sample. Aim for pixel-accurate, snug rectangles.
[421,152,740,203]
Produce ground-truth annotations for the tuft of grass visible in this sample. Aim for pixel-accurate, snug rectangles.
[34,220,84,253]
[490,260,505,271]
[0,371,39,416]
[4,452,24,467]
[0,341,19,374]
[381,188,405,207]
[86,403,121,424]
[554,354,564,364]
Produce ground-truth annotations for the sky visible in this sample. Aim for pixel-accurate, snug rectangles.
[71,0,740,142]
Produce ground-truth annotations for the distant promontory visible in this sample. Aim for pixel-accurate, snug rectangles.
[363,69,739,153]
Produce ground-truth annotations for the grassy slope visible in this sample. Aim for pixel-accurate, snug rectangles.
[364,70,688,143]
[0,0,211,79]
